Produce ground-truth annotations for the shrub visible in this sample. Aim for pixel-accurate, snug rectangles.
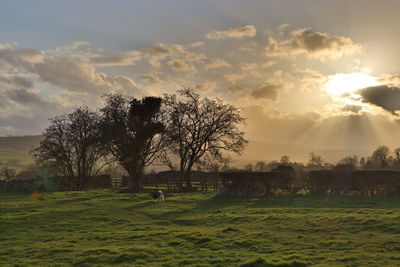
[308,170,400,196]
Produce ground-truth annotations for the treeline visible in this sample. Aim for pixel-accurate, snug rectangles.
[33,89,247,192]
[238,145,400,172]
[220,169,400,197]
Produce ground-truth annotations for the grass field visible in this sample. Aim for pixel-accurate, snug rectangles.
[2,190,400,266]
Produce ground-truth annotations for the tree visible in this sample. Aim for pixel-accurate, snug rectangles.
[254,161,267,171]
[394,148,400,161]
[99,93,164,192]
[393,148,400,168]
[244,163,253,171]
[371,145,390,168]
[359,157,366,169]
[308,152,324,167]
[335,155,358,170]
[195,154,231,172]
[280,155,290,165]
[162,89,247,190]
[35,107,107,190]
[267,160,280,170]
[0,167,16,181]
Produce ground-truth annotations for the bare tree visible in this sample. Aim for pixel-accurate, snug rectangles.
[99,93,164,192]
[162,89,247,190]
[0,167,16,181]
[254,161,267,171]
[371,145,390,168]
[280,155,290,165]
[195,154,231,172]
[243,163,253,171]
[308,152,324,167]
[335,155,358,170]
[34,107,108,190]
[394,147,400,161]
[393,147,400,168]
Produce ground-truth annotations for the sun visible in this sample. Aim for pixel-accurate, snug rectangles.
[325,72,380,98]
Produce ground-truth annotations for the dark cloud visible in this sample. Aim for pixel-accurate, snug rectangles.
[359,85,400,113]
[250,84,280,100]
[5,88,48,106]
[0,75,33,88]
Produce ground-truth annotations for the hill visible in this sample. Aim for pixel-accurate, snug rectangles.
[0,135,42,167]
[0,135,42,153]
[0,135,374,168]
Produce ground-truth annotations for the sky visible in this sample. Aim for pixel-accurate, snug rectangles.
[2,0,400,158]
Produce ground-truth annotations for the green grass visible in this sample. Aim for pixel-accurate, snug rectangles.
[2,190,400,266]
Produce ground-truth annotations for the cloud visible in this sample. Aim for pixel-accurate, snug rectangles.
[141,43,185,58]
[204,58,231,70]
[261,61,277,68]
[341,104,362,114]
[224,73,245,82]
[359,85,400,114]
[28,56,140,94]
[89,51,141,66]
[167,59,196,72]
[194,81,217,92]
[5,88,49,107]
[90,56,135,66]
[206,25,256,40]
[250,84,280,100]
[0,46,43,66]
[188,42,204,48]
[140,43,205,68]
[0,75,33,88]
[266,28,362,60]
[240,63,258,71]
[55,41,91,52]
[139,74,161,84]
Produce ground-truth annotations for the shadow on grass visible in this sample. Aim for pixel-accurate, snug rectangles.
[148,193,400,221]
[240,257,307,267]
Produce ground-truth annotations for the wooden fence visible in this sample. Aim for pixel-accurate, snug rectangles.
[112,171,222,191]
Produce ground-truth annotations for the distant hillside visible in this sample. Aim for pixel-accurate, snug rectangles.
[0,135,373,168]
[0,135,42,153]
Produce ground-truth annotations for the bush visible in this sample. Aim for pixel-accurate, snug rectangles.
[308,170,400,196]
[0,179,38,192]
[220,171,296,196]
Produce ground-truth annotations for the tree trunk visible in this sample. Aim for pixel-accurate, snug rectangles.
[127,170,143,192]
[184,160,195,191]
[176,170,184,190]
[184,168,193,191]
